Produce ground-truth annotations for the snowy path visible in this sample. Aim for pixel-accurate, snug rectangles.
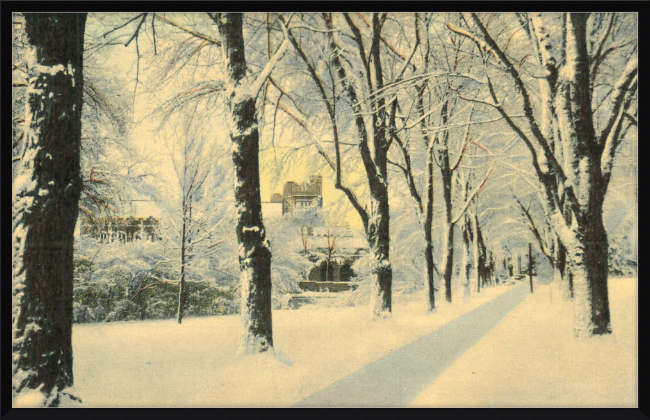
[408,278,637,407]
[71,282,519,407]
[294,282,534,407]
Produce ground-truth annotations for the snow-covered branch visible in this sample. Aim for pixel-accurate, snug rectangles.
[248,13,293,99]
[452,168,493,225]
[598,57,637,148]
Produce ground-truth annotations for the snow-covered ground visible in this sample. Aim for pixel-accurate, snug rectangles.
[409,277,638,407]
[72,283,516,407]
[70,278,637,407]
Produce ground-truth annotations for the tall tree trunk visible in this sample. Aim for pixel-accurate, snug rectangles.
[554,234,572,300]
[560,202,611,335]
[439,121,454,302]
[441,222,455,302]
[478,221,488,288]
[424,150,436,311]
[472,215,481,293]
[553,14,612,335]
[217,13,273,353]
[418,28,436,312]
[529,243,534,293]
[177,209,187,324]
[323,13,393,319]
[489,251,496,285]
[12,13,87,406]
[367,14,393,320]
[408,89,438,312]
[461,216,472,301]
[368,195,392,319]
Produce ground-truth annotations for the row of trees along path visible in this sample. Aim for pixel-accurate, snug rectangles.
[12,12,636,406]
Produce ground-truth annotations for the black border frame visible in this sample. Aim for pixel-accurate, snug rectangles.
[2,1,647,419]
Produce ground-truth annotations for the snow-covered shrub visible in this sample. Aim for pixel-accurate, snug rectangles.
[73,279,127,322]
[74,255,93,275]
[608,220,637,277]
[147,300,173,320]
[104,299,140,322]
[73,236,241,323]
[350,251,374,283]
[93,305,107,322]
[267,212,316,295]
[214,296,239,315]
[73,302,96,323]
[272,264,307,295]
[185,281,223,317]
[103,264,133,286]
[150,260,179,282]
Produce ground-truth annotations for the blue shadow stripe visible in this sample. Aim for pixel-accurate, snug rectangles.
[293,283,531,407]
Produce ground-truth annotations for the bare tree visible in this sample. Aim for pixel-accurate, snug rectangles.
[14,13,136,218]
[214,12,290,353]
[159,133,225,324]
[276,13,403,319]
[449,13,637,335]
[383,13,441,312]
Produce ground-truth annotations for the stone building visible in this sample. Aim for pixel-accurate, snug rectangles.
[281,175,323,214]
[267,193,368,296]
[78,196,164,243]
[80,215,161,243]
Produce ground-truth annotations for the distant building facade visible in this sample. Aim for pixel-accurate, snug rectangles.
[265,177,369,296]
[80,215,161,243]
[261,176,324,220]
[79,196,163,243]
[281,175,323,214]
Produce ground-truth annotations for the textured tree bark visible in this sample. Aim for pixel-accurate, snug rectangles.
[479,222,489,288]
[410,79,437,312]
[365,14,393,320]
[12,13,87,406]
[217,13,273,353]
[558,202,611,335]
[177,210,187,324]
[324,13,393,319]
[472,215,481,293]
[439,110,455,302]
[424,155,436,311]
[553,14,613,336]
[529,243,534,293]
[461,216,472,301]
[441,222,455,303]
[413,76,437,312]
[489,251,496,285]
[554,235,572,300]
[367,196,392,319]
